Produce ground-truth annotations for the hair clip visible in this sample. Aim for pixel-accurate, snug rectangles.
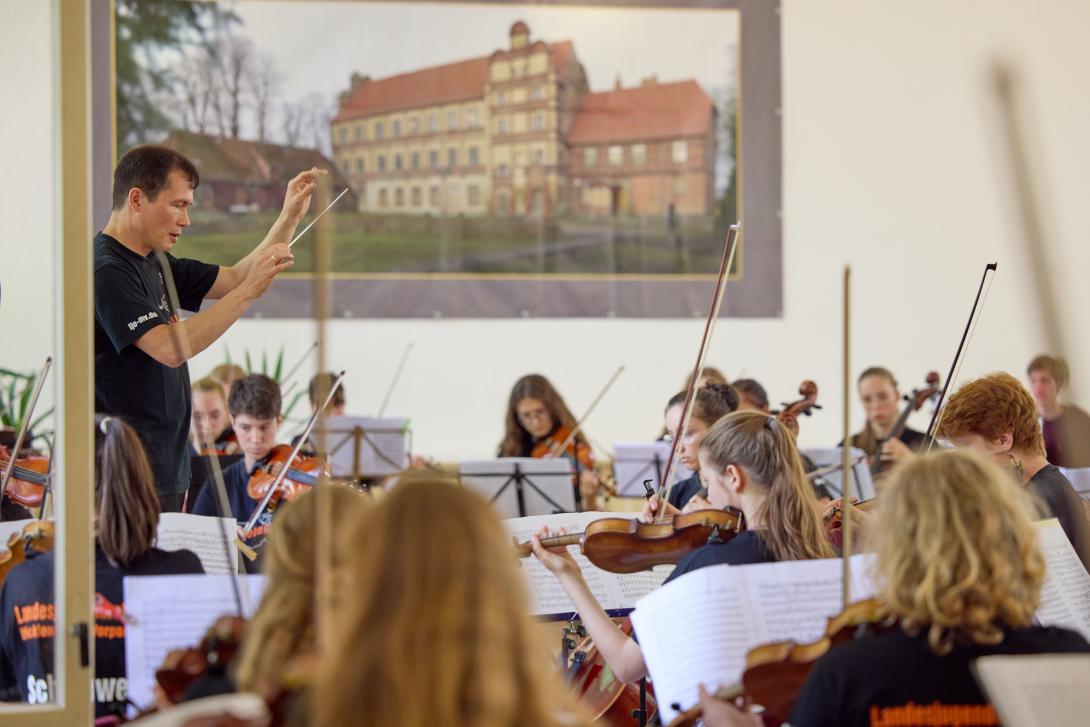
[765,415,776,430]
[99,416,115,435]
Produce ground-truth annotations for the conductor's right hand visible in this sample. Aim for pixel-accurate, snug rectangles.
[244,243,295,299]
[640,493,681,524]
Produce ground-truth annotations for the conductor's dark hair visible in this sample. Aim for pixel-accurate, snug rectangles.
[112,145,200,210]
[228,374,282,420]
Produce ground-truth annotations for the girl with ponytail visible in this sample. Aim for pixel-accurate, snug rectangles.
[531,410,833,684]
[0,415,204,718]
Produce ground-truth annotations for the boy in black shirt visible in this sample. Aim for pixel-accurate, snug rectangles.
[192,374,284,572]
[94,145,320,511]
[0,416,204,718]
[935,372,1090,572]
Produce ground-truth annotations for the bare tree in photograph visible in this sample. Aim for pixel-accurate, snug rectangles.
[248,52,280,143]
[281,99,307,147]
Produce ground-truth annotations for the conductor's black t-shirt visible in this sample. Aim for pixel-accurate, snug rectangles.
[788,625,1090,727]
[0,545,204,717]
[94,232,219,495]
[663,530,776,585]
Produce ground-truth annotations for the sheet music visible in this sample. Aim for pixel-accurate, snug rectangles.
[0,519,35,546]
[975,654,1090,727]
[123,574,266,715]
[156,513,239,575]
[504,512,672,619]
[1034,519,1090,640]
[630,554,878,723]
[800,447,876,501]
[611,441,692,497]
[1059,467,1090,499]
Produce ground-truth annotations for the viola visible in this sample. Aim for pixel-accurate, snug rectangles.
[569,617,657,725]
[246,444,332,507]
[0,447,50,507]
[516,508,745,574]
[156,615,248,705]
[869,371,941,477]
[0,520,55,585]
[666,598,892,726]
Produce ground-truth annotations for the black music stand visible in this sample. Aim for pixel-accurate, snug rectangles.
[459,458,576,518]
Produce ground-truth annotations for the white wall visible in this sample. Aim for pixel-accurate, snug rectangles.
[5,0,1090,460]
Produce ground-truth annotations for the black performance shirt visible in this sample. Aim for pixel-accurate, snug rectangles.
[788,625,1090,727]
[1029,464,1090,572]
[667,473,703,510]
[663,530,776,585]
[94,232,219,495]
[0,545,204,717]
[191,457,271,573]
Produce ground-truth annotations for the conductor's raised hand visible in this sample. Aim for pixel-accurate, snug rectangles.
[281,167,326,223]
[244,242,294,299]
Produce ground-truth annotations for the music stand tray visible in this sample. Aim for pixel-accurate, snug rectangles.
[308,415,410,478]
[801,447,875,501]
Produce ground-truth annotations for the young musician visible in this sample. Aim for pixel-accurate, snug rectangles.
[1027,354,1090,467]
[94,145,319,511]
[209,363,247,398]
[698,450,1090,727]
[190,376,238,455]
[191,373,284,571]
[936,371,1090,571]
[0,415,204,717]
[662,383,740,510]
[233,484,371,696]
[312,478,589,727]
[731,378,770,412]
[532,411,833,684]
[499,374,603,510]
[848,367,925,467]
[291,372,347,457]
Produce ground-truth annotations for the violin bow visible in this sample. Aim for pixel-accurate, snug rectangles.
[841,267,854,608]
[990,63,1080,404]
[278,340,318,394]
[377,342,414,418]
[658,223,740,505]
[923,262,998,452]
[551,365,625,457]
[153,252,247,617]
[0,356,52,522]
[242,371,345,535]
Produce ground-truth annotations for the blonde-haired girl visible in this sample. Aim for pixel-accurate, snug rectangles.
[699,449,1090,727]
[312,479,589,727]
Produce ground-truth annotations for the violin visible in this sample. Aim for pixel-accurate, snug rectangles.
[246,444,331,507]
[196,430,240,457]
[516,508,745,574]
[0,520,55,584]
[0,446,50,507]
[530,425,595,470]
[823,498,877,551]
[869,371,941,477]
[666,598,892,727]
[774,380,820,436]
[156,615,248,705]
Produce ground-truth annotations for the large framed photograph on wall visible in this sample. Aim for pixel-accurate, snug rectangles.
[103,0,780,318]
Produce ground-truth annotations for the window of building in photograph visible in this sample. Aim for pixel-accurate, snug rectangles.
[411,187,422,207]
[608,145,624,166]
[468,146,479,166]
[395,154,402,170]
[378,155,386,171]
[429,149,438,168]
[393,119,401,137]
[395,188,404,206]
[375,121,384,140]
[355,124,364,141]
[428,112,438,132]
[339,127,347,143]
[531,113,544,131]
[409,116,419,134]
[447,110,458,130]
[356,157,364,172]
[429,185,439,206]
[411,151,420,169]
[632,143,647,166]
[533,148,544,165]
[468,184,481,206]
[497,118,507,134]
[467,108,479,127]
[672,140,688,163]
[448,148,457,167]
[584,147,598,167]
[379,188,388,207]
